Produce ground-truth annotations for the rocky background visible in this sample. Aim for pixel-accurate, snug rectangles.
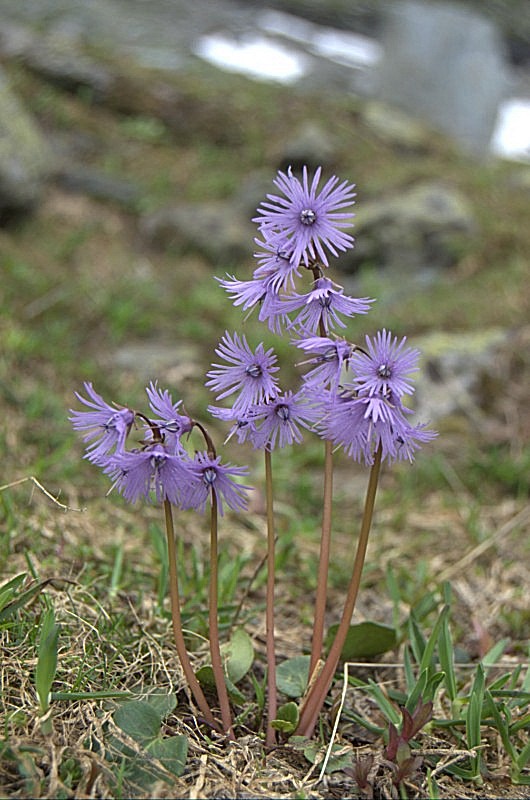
[0,0,529,449]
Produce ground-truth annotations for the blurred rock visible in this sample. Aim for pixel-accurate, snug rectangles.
[340,181,476,275]
[361,101,433,153]
[22,38,114,98]
[108,341,202,384]
[374,1,510,155]
[54,166,141,208]
[278,121,339,172]
[413,328,509,425]
[140,202,254,265]
[0,67,51,220]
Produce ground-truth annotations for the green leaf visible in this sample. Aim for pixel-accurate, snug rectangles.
[196,665,246,703]
[143,692,177,719]
[35,608,59,714]
[276,655,310,698]
[0,578,54,623]
[408,614,426,665]
[366,679,402,726]
[405,668,428,713]
[222,628,254,684]
[114,700,161,747]
[51,690,133,701]
[481,638,509,669]
[326,621,397,661]
[196,665,216,688]
[0,573,27,611]
[271,701,299,734]
[438,609,458,703]
[148,736,188,777]
[419,605,450,675]
[302,742,352,774]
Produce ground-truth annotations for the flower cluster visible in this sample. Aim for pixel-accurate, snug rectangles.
[219,166,371,335]
[69,164,437,744]
[70,381,251,514]
[212,166,435,463]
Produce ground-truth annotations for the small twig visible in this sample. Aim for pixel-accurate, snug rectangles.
[319,661,350,781]
[427,746,485,780]
[0,475,85,513]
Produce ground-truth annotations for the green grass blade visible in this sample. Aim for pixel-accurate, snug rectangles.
[438,607,458,703]
[407,613,426,666]
[419,604,449,676]
[484,690,516,761]
[35,607,59,733]
[466,664,485,782]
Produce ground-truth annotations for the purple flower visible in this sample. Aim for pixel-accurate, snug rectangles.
[205,331,280,414]
[251,389,320,450]
[217,274,271,312]
[208,405,259,445]
[145,381,192,452]
[318,392,436,465]
[253,166,356,267]
[105,443,194,505]
[217,274,285,333]
[279,277,372,333]
[182,452,251,515]
[252,232,300,292]
[294,335,354,389]
[70,382,135,465]
[350,330,420,401]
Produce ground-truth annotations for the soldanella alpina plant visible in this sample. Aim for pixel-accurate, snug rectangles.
[70,165,436,745]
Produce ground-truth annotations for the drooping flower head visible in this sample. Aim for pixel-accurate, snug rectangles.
[250,389,321,450]
[182,452,251,516]
[294,335,354,390]
[252,231,300,292]
[105,443,194,505]
[69,382,135,465]
[145,381,192,453]
[208,405,260,446]
[253,166,356,267]
[318,392,436,465]
[350,330,420,402]
[206,331,280,414]
[278,277,372,333]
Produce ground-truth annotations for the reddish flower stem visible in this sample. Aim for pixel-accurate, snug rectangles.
[209,492,235,739]
[309,439,334,680]
[163,500,220,732]
[264,447,278,747]
[296,445,382,738]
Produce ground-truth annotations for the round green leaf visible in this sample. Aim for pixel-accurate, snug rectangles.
[222,628,254,684]
[271,701,299,734]
[114,700,161,747]
[148,736,188,777]
[326,622,397,661]
[276,655,310,698]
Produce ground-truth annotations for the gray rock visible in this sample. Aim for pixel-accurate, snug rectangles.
[374,1,511,155]
[0,68,52,219]
[108,341,202,385]
[413,328,509,425]
[140,202,254,265]
[23,38,114,98]
[339,181,476,275]
[361,101,433,153]
[278,121,339,173]
[54,166,141,207]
